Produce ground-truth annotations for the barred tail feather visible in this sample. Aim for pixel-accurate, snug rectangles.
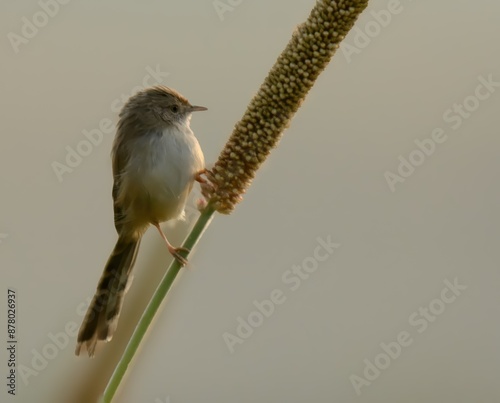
[75,236,140,357]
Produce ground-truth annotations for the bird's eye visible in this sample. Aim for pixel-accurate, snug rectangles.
[170,105,179,113]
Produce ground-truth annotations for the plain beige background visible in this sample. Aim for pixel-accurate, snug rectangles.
[1,0,499,402]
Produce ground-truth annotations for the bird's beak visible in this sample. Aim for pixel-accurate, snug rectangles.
[189,105,208,112]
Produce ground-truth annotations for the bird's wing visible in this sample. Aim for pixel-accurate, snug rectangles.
[111,138,128,234]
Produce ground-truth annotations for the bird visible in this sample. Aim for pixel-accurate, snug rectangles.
[75,86,207,357]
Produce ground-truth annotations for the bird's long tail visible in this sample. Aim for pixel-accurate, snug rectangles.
[75,236,140,357]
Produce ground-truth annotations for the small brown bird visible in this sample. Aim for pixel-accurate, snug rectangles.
[75,86,207,357]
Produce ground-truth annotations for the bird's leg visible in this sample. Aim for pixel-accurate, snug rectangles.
[153,223,189,266]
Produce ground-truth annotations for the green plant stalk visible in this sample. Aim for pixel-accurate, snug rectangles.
[101,0,369,400]
[101,202,215,403]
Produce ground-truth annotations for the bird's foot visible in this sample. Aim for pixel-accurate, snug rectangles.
[168,245,189,266]
[195,169,217,200]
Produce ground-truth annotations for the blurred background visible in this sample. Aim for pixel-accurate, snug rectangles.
[1,0,499,402]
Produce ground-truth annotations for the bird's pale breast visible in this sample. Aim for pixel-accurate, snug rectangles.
[119,125,204,230]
